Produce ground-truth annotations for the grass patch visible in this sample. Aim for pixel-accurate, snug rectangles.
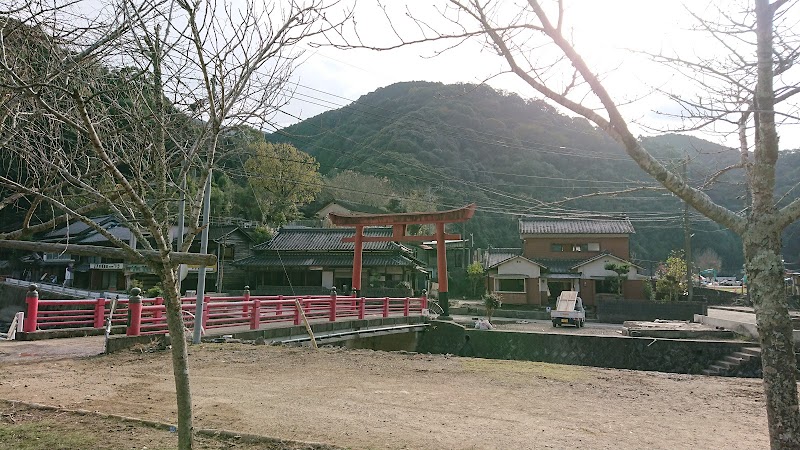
[0,421,100,450]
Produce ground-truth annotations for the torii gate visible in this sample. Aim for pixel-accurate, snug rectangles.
[329,203,476,319]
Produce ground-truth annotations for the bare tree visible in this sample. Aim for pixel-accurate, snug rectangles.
[0,1,347,448]
[329,0,800,446]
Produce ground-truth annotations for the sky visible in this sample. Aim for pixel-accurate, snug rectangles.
[273,0,800,151]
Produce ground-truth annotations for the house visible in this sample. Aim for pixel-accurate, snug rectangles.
[180,225,257,293]
[311,200,389,227]
[483,217,646,305]
[232,226,428,296]
[13,216,255,293]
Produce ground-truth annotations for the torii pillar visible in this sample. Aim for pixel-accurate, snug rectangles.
[329,203,476,319]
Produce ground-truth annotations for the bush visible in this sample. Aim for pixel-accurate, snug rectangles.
[145,284,163,298]
[483,292,503,321]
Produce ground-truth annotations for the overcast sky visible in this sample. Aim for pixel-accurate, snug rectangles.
[274,0,800,151]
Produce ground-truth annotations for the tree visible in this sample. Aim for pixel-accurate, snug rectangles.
[603,262,630,297]
[483,292,502,322]
[655,251,687,302]
[467,260,486,297]
[0,2,346,448]
[695,248,723,275]
[245,141,323,225]
[337,0,800,445]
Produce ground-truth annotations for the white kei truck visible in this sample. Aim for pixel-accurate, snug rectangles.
[550,290,585,327]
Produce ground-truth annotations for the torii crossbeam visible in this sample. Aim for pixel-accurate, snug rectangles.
[329,203,476,318]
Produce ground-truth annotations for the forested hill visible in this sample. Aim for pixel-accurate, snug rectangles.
[269,81,800,274]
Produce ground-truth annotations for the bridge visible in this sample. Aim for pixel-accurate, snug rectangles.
[11,283,429,348]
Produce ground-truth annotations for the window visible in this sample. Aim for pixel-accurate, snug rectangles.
[497,278,525,293]
[588,243,600,251]
[572,244,589,252]
[550,244,564,252]
[222,245,235,260]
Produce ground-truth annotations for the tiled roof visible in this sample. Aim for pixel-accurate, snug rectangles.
[519,218,634,235]
[77,224,133,243]
[483,248,522,269]
[530,258,585,274]
[253,227,398,251]
[233,252,419,268]
[41,215,117,240]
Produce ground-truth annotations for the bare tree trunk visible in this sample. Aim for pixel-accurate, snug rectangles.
[160,264,194,449]
[745,224,800,448]
[749,2,800,446]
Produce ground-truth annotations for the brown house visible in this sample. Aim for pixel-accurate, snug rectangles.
[484,217,646,306]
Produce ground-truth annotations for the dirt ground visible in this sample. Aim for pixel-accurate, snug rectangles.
[0,341,768,450]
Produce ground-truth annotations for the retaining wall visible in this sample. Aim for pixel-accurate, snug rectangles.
[415,321,744,375]
[596,299,707,323]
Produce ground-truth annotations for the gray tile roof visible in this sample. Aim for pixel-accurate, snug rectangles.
[530,258,584,274]
[483,248,522,269]
[233,252,418,268]
[77,224,133,244]
[519,218,635,235]
[41,215,117,240]
[253,227,398,251]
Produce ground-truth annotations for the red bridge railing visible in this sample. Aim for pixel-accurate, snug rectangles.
[21,285,428,337]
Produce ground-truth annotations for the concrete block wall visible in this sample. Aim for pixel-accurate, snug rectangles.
[416,321,745,375]
[597,299,707,324]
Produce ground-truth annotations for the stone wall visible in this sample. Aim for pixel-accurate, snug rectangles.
[415,321,745,375]
[0,284,67,325]
[693,287,743,305]
[596,299,707,323]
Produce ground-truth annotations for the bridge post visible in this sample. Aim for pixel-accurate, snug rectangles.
[403,297,410,316]
[250,299,261,330]
[127,287,142,336]
[202,296,210,330]
[383,297,390,318]
[421,290,428,311]
[358,297,366,319]
[23,284,39,333]
[329,287,337,321]
[93,297,106,328]
[153,297,164,322]
[277,295,283,317]
[243,285,250,318]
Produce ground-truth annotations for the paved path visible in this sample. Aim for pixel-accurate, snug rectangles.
[0,335,105,364]
[707,306,759,324]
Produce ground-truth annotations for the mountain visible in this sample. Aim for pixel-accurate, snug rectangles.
[269,81,799,274]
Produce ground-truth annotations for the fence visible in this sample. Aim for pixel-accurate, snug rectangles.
[20,284,428,337]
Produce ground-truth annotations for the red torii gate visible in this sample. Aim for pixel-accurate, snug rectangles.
[329,203,476,319]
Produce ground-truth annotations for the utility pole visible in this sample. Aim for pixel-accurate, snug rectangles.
[683,156,693,302]
[193,169,212,344]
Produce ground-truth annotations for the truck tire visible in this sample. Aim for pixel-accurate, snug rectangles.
[552,320,558,327]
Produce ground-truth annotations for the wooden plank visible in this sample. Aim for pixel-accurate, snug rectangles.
[556,291,578,311]
[295,299,318,349]
[6,314,18,340]
[0,240,216,266]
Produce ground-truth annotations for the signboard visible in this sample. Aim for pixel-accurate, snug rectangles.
[186,264,216,273]
[125,264,152,274]
[89,263,124,270]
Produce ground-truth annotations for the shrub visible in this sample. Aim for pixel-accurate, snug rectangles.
[483,292,503,322]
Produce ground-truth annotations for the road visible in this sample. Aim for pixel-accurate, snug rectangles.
[452,315,624,336]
